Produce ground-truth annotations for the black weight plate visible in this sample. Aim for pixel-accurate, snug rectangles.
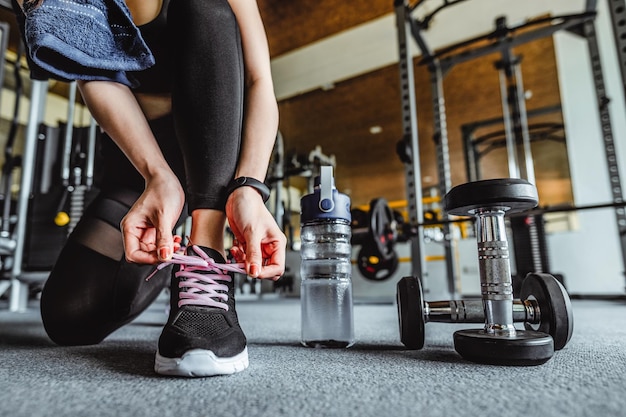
[520,273,574,350]
[357,245,399,281]
[369,198,397,261]
[454,329,554,366]
[396,276,426,349]
[443,178,538,216]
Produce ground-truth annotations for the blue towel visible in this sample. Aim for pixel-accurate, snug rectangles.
[21,0,155,87]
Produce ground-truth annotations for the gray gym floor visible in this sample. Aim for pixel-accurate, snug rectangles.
[0,295,625,417]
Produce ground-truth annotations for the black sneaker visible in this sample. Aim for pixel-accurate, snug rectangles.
[154,245,248,377]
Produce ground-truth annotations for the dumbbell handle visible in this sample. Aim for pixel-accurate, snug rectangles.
[424,299,539,324]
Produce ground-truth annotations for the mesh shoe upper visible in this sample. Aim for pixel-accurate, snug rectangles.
[156,245,247,359]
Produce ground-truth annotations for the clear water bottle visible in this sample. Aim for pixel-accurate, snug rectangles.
[300,166,354,348]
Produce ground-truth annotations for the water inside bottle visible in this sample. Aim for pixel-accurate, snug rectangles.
[300,277,354,348]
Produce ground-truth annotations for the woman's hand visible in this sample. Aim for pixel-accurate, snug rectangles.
[120,171,185,264]
[226,187,286,280]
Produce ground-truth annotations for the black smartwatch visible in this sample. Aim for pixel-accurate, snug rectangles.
[226,177,271,203]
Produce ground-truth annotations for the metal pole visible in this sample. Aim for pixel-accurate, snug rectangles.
[605,0,626,287]
[581,20,626,280]
[61,82,77,186]
[86,116,97,190]
[274,131,285,229]
[461,126,479,182]
[9,80,48,312]
[0,22,9,111]
[607,0,626,104]
[395,0,427,282]
[497,69,520,179]
[431,61,458,297]
[513,63,536,185]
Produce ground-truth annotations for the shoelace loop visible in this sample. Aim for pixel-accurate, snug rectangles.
[146,245,246,310]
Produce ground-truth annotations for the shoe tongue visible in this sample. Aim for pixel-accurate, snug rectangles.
[186,245,226,263]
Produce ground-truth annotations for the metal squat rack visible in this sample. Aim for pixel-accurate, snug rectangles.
[394,0,626,292]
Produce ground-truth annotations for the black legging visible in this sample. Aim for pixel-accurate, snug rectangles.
[39,0,244,345]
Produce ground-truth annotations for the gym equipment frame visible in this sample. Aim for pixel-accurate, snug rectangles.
[394,0,626,291]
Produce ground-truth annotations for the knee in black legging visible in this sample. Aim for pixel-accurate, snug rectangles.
[41,239,173,346]
[40,191,175,345]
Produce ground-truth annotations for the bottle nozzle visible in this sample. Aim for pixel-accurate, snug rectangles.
[319,166,335,212]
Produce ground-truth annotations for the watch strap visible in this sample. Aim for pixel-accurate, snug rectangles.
[226,177,271,203]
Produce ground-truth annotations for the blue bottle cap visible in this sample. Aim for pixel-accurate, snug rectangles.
[300,166,351,223]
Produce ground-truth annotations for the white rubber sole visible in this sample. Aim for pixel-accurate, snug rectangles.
[155,347,249,377]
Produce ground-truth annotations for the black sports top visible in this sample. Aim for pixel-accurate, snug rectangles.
[132,0,172,94]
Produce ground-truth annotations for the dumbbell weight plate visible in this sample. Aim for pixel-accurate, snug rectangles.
[520,273,574,350]
[454,329,554,366]
[396,276,426,349]
[443,178,539,216]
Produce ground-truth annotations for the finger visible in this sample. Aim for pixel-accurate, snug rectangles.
[256,244,286,279]
[257,264,284,279]
[229,245,246,263]
[120,219,143,263]
[243,234,263,278]
[128,249,159,265]
[173,235,182,253]
[156,226,175,261]
[122,228,159,264]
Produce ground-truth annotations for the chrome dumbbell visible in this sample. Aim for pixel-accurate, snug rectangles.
[397,273,573,351]
[398,179,574,366]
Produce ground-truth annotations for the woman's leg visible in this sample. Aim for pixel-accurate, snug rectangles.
[169,0,243,218]
[154,0,247,376]
[40,115,186,345]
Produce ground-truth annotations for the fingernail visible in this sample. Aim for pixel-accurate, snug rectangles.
[249,264,259,277]
[158,247,171,261]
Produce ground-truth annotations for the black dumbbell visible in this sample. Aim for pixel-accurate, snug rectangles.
[437,178,572,365]
[397,273,573,351]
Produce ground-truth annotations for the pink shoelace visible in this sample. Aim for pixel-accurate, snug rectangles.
[147,245,246,310]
